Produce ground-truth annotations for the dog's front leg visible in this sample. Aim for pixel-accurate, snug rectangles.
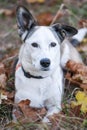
[43,95,62,122]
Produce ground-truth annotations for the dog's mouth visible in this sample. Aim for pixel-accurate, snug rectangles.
[41,67,50,71]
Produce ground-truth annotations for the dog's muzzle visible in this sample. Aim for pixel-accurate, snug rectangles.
[40,58,50,71]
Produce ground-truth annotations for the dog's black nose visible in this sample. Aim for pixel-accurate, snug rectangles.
[40,58,50,68]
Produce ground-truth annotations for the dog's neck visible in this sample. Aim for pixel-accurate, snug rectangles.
[22,66,44,79]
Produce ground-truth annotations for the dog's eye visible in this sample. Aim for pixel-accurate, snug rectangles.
[31,43,38,48]
[50,42,57,47]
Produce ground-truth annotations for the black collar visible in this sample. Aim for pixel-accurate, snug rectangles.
[22,66,43,79]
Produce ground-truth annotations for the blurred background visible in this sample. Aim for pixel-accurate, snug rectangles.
[0,0,87,61]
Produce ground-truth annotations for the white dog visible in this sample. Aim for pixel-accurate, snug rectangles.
[15,6,82,122]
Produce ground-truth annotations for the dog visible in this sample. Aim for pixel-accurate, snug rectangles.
[15,6,82,122]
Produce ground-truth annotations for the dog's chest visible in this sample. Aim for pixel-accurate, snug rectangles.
[15,67,59,107]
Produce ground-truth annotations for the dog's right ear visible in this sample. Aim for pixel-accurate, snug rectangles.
[16,6,37,36]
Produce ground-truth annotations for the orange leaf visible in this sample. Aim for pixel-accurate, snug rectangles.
[37,12,53,25]
[18,99,47,121]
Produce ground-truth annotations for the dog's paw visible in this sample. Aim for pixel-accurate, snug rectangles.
[42,116,51,124]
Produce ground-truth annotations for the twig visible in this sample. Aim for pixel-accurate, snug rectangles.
[2,55,18,64]
[65,76,87,90]
[50,4,65,25]
[68,10,80,21]
[59,114,84,121]
[36,113,43,121]
[50,3,81,26]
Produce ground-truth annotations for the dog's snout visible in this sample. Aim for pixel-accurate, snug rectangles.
[40,58,50,68]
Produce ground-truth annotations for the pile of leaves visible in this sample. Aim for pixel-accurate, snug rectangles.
[65,60,87,90]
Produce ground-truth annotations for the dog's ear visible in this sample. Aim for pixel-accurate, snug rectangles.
[52,23,78,41]
[16,6,37,36]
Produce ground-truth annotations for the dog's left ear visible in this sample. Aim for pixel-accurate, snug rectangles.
[16,6,37,36]
[52,23,78,41]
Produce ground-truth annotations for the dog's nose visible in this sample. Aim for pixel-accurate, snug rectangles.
[40,58,50,68]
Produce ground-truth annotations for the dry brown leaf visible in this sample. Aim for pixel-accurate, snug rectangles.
[0,9,15,16]
[3,91,15,100]
[17,99,47,122]
[72,74,87,84]
[65,60,87,90]
[19,99,30,105]
[37,12,53,25]
[0,63,5,74]
[66,60,87,75]
[78,19,87,28]
[0,74,7,88]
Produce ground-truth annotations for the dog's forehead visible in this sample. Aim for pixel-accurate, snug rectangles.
[25,26,60,43]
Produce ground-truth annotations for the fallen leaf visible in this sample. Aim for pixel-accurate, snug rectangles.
[26,0,45,4]
[14,99,47,122]
[0,74,7,88]
[65,60,87,90]
[0,63,5,74]
[18,99,31,107]
[72,74,87,84]
[0,92,7,104]
[37,12,53,25]
[37,0,45,3]
[78,19,87,28]
[70,104,82,117]
[0,8,15,17]
[81,104,87,113]
[76,91,86,101]
[2,91,15,100]
[71,91,87,113]
[66,60,87,75]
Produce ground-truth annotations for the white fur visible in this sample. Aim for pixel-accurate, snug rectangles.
[15,26,82,122]
[73,27,87,42]
[61,38,82,67]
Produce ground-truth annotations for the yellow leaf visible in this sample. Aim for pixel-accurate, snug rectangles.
[37,0,45,3]
[82,38,87,44]
[26,0,45,3]
[81,104,87,113]
[71,101,78,108]
[71,91,87,113]
[75,91,86,101]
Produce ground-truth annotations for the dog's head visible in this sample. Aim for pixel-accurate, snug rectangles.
[16,6,77,77]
